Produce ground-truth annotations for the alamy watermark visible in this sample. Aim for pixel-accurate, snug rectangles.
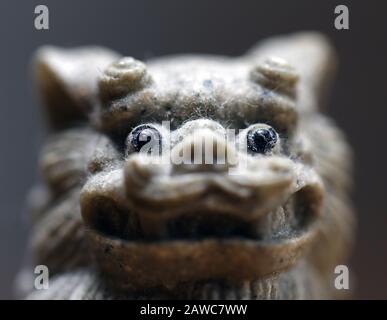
[34,5,49,30]
[34,5,349,31]
[34,265,49,290]
[334,265,350,290]
[334,5,349,30]
[128,121,264,175]
[31,263,350,291]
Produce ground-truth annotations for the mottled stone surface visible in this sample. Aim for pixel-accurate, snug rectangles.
[23,32,354,299]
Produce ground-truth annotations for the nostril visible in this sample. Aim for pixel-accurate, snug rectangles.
[124,154,171,194]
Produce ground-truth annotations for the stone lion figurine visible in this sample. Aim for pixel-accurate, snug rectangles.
[23,32,354,299]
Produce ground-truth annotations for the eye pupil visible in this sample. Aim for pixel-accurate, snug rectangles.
[129,125,161,153]
[247,127,277,153]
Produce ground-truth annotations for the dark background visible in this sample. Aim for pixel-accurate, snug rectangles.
[0,0,386,299]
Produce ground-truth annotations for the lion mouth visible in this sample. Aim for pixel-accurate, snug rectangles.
[80,166,323,291]
[85,193,307,243]
[166,198,301,241]
[81,174,322,251]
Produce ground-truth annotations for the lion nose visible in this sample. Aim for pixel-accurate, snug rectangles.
[170,129,238,172]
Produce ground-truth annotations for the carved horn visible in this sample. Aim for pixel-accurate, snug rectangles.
[250,56,299,97]
[98,57,152,104]
[246,32,337,112]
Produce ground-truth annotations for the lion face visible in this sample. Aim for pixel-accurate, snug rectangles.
[31,33,353,297]
[75,55,323,291]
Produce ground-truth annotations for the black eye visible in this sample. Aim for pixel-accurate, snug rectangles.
[127,124,162,153]
[247,126,278,154]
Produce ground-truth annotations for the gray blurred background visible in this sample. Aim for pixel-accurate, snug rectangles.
[0,0,386,299]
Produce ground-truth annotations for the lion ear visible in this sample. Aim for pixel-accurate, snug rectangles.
[33,46,120,130]
[246,32,337,112]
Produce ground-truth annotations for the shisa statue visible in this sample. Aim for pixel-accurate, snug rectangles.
[24,32,354,299]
